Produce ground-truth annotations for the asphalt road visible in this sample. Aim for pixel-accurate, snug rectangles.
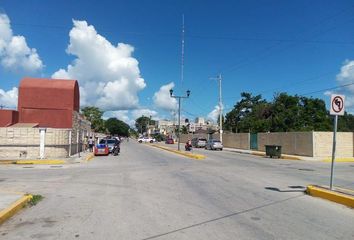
[0,141,353,240]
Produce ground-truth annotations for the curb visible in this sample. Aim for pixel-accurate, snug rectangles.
[306,185,354,208]
[0,194,33,225]
[151,145,206,160]
[228,150,301,160]
[322,158,354,163]
[0,160,66,165]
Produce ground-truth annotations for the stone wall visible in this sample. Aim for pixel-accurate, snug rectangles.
[313,132,353,157]
[0,127,40,159]
[258,132,313,156]
[0,127,80,159]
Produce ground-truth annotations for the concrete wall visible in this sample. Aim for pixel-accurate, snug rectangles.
[0,127,40,159]
[179,133,249,150]
[258,132,313,157]
[0,125,94,159]
[313,132,353,157]
[222,132,250,150]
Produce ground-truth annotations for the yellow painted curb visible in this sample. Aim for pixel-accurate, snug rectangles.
[281,155,302,161]
[85,153,95,162]
[250,152,301,160]
[151,145,206,160]
[14,160,66,165]
[322,158,354,163]
[0,160,16,164]
[0,194,33,225]
[306,185,354,208]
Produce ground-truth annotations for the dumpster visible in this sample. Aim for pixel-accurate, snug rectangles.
[265,145,282,158]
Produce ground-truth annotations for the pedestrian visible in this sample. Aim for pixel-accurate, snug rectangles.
[83,136,88,152]
[88,136,94,152]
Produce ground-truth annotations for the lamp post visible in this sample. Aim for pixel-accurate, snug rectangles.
[170,89,190,151]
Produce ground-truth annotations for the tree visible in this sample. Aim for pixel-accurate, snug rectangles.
[224,92,265,133]
[81,106,106,132]
[338,112,354,131]
[105,118,130,136]
[181,125,188,134]
[223,92,334,133]
[135,116,151,134]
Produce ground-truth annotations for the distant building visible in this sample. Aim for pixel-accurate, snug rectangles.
[195,117,205,125]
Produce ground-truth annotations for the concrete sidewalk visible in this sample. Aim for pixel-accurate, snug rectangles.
[0,151,94,165]
[0,190,32,225]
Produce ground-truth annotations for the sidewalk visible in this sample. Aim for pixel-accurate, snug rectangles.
[0,151,94,165]
[0,190,32,225]
[222,147,313,161]
[152,142,312,161]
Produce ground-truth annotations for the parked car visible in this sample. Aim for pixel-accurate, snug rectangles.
[99,138,119,153]
[165,138,174,144]
[205,139,223,151]
[191,137,207,148]
[94,141,109,156]
[137,137,156,143]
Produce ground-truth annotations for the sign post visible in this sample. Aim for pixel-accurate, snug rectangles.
[329,94,345,190]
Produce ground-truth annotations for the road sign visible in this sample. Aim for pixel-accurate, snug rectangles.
[330,94,345,116]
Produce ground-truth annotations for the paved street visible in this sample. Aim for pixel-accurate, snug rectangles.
[0,141,353,239]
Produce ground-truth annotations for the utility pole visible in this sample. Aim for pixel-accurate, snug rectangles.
[170,89,190,151]
[210,74,223,143]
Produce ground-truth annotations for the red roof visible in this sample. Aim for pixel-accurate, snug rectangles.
[18,77,80,128]
[18,77,80,111]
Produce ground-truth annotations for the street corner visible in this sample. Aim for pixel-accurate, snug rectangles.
[306,185,354,209]
[0,190,33,225]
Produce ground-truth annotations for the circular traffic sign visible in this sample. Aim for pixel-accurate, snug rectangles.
[332,96,344,113]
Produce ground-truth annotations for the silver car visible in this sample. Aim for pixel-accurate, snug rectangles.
[99,139,119,153]
[191,137,207,148]
[205,139,223,151]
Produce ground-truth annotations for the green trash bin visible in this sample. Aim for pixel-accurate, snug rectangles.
[265,145,282,158]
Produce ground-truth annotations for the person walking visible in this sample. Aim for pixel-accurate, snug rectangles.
[88,136,94,152]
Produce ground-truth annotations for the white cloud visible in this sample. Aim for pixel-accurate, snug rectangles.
[0,87,18,108]
[335,60,354,111]
[52,20,146,111]
[103,110,133,125]
[132,109,158,120]
[207,105,221,122]
[0,14,43,72]
[153,82,177,111]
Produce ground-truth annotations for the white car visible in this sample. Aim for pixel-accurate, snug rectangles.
[137,137,156,143]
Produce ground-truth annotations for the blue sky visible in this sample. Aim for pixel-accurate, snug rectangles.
[1,0,354,125]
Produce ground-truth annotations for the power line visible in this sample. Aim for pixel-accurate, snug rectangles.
[300,82,354,96]
[223,70,337,100]
[216,4,354,75]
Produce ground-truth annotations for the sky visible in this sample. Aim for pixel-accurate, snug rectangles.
[0,0,354,126]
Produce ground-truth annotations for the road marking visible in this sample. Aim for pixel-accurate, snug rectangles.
[150,145,205,160]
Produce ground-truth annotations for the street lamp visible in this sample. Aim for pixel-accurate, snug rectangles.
[170,89,191,151]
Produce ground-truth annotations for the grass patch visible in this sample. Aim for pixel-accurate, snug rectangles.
[28,194,44,206]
